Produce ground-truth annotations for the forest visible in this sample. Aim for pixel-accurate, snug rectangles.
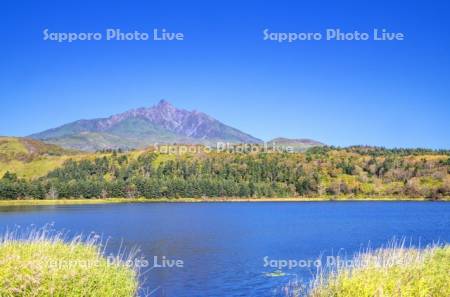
[1,146,449,200]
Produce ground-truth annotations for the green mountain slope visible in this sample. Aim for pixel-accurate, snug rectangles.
[0,137,74,162]
[0,137,80,178]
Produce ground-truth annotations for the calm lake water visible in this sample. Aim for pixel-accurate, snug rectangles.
[0,202,449,297]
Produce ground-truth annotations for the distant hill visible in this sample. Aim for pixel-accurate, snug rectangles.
[0,137,80,178]
[29,100,262,151]
[268,137,324,152]
[0,137,75,162]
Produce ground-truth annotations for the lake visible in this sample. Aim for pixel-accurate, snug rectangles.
[0,201,449,297]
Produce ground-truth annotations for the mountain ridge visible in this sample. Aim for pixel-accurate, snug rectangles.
[267,137,325,152]
[30,100,263,151]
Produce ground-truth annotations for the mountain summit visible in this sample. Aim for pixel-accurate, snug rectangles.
[29,100,262,151]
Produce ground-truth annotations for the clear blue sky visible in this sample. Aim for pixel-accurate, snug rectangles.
[1,0,449,148]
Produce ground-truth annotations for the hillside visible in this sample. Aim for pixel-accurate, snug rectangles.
[0,137,81,179]
[29,100,262,151]
[0,144,449,200]
[0,137,77,162]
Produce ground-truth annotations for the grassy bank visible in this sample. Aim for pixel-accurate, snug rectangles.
[0,196,448,206]
[308,244,450,297]
[0,227,138,297]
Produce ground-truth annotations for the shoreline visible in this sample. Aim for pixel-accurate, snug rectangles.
[0,197,448,206]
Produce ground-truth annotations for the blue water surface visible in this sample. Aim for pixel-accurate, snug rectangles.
[0,201,449,297]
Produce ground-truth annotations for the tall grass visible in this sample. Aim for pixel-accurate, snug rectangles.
[0,225,140,297]
[306,240,450,297]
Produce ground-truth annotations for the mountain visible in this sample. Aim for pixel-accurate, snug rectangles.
[268,137,324,152]
[29,100,262,151]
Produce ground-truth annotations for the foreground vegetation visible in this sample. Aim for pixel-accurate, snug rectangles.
[308,244,450,297]
[0,227,138,297]
[0,138,449,200]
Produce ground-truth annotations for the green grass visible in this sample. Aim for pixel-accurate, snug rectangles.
[308,243,450,297]
[0,227,139,297]
[0,158,69,179]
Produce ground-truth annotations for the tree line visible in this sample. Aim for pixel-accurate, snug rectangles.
[1,146,449,200]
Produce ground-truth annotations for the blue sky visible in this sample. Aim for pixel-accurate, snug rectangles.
[1,0,449,148]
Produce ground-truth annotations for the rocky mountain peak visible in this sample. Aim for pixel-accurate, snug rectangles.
[156,99,173,109]
[29,100,263,150]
